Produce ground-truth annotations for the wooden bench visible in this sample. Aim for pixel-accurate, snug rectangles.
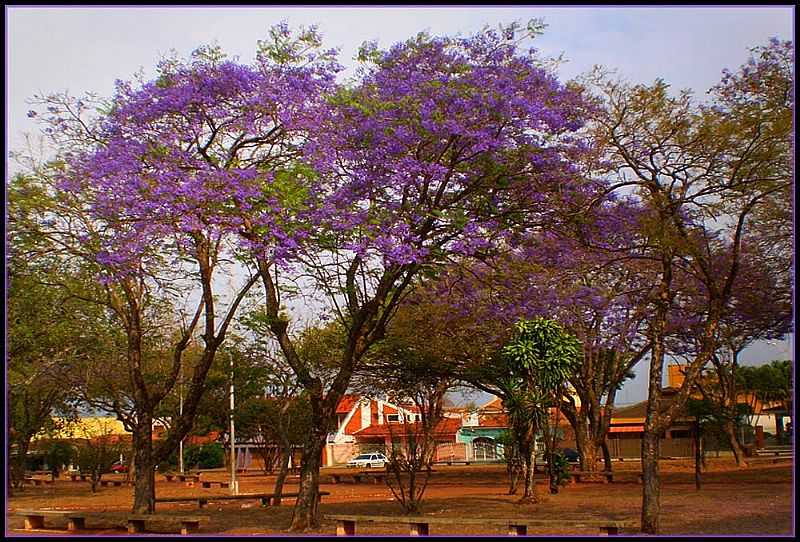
[355,471,386,484]
[436,460,471,466]
[331,470,436,484]
[127,514,209,535]
[69,474,91,482]
[200,480,230,489]
[26,478,55,486]
[156,491,330,509]
[567,470,643,484]
[325,514,637,536]
[15,509,90,531]
[99,479,132,487]
[178,474,202,485]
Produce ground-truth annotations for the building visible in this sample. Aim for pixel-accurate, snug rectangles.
[452,397,508,462]
[667,363,792,447]
[605,389,696,459]
[324,395,462,466]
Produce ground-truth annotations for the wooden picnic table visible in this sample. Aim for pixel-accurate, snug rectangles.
[325,514,638,536]
[127,513,209,535]
[14,509,90,532]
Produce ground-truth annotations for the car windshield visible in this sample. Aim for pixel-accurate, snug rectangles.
[354,455,372,460]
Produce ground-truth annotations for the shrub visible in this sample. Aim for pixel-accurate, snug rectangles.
[184,443,224,469]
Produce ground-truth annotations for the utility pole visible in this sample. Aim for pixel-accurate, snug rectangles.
[230,352,238,495]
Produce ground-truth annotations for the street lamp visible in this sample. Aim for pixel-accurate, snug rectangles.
[229,352,238,495]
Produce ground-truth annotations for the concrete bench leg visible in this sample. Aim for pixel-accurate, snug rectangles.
[128,519,145,534]
[508,524,527,536]
[67,517,86,531]
[409,522,429,536]
[599,526,620,536]
[181,521,200,535]
[336,519,356,536]
[24,515,45,530]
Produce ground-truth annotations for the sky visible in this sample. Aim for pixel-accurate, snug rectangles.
[5,6,795,406]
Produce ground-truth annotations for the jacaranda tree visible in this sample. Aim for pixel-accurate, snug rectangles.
[29,28,337,513]
[244,22,596,529]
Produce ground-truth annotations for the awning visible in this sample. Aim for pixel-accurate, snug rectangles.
[608,426,643,433]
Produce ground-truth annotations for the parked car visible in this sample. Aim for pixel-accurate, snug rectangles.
[536,447,580,464]
[347,453,388,469]
[110,461,128,473]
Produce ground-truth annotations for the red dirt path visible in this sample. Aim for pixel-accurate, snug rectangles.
[6,458,793,536]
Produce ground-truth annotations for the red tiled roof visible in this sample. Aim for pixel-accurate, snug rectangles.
[353,417,462,438]
[336,394,361,414]
[478,413,508,428]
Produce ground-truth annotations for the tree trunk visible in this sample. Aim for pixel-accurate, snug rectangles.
[272,446,291,505]
[132,416,156,514]
[641,428,661,534]
[574,421,599,472]
[601,440,613,472]
[694,420,701,491]
[289,429,326,531]
[721,419,748,467]
[10,438,31,490]
[508,466,520,495]
[700,435,707,470]
[520,446,538,503]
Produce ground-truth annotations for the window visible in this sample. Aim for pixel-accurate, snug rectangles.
[387,414,401,422]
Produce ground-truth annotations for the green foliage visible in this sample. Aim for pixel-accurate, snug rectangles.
[501,317,582,413]
[76,438,124,476]
[44,441,75,473]
[184,443,224,469]
[737,360,792,404]
[547,450,572,486]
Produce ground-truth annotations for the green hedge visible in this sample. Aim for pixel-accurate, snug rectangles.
[183,443,224,469]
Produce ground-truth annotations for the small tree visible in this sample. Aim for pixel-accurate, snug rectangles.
[44,440,75,481]
[76,438,127,493]
[184,443,225,470]
[497,429,524,495]
[357,328,454,514]
[469,318,581,504]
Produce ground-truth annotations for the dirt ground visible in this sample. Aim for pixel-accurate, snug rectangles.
[6,458,793,536]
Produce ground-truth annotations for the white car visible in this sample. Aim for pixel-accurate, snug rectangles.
[347,453,388,469]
